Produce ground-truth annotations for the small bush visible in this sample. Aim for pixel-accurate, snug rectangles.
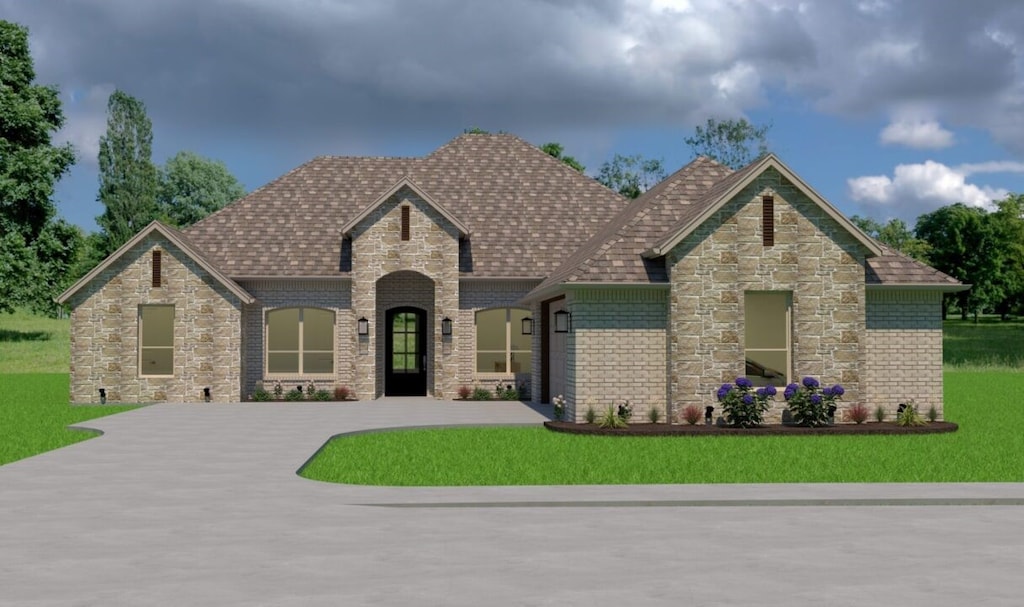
[717,377,775,428]
[471,387,493,401]
[495,383,519,400]
[252,387,271,402]
[273,381,284,399]
[874,405,886,422]
[647,406,662,424]
[306,381,317,399]
[333,385,352,401]
[784,377,842,427]
[896,402,926,427]
[844,403,869,424]
[598,405,628,429]
[314,389,332,401]
[681,405,702,425]
[552,395,566,421]
[457,385,472,400]
[617,400,633,423]
[926,405,939,422]
[584,405,597,424]
[284,389,304,402]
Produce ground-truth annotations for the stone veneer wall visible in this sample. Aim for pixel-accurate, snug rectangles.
[457,280,540,397]
[564,287,668,422]
[866,289,944,418]
[68,233,242,403]
[237,279,351,399]
[350,187,460,399]
[667,168,871,422]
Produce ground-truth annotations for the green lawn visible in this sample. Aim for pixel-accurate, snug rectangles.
[300,371,1024,485]
[943,317,1024,369]
[0,373,139,466]
[0,310,70,374]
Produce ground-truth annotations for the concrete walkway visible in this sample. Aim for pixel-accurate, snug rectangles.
[1,400,1021,606]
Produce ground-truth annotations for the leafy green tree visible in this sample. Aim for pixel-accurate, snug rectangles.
[540,142,585,173]
[988,194,1024,319]
[596,154,666,199]
[850,215,930,261]
[0,20,77,314]
[96,90,159,255]
[684,118,770,169]
[158,151,245,228]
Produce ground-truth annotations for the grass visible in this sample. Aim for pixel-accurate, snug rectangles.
[0,310,70,374]
[0,374,139,466]
[300,371,1024,485]
[944,317,1024,370]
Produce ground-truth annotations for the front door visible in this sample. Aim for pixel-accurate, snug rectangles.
[385,307,427,396]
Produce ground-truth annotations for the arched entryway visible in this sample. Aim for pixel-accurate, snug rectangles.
[385,307,427,396]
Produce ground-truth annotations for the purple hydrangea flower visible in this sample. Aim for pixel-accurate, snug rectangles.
[756,387,766,398]
[742,394,754,405]
[810,394,823,405]
[735,377,753,388]
[764,384,778,397]
[832,384,845,396]
[716,383,733,401]
[802,376,820,389]
[784,383,799,400]
[822,386,834,397]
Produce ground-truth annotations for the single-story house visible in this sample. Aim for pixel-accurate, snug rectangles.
[57,133,966,421]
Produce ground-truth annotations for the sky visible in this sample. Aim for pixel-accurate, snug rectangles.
[5,0,1024,233]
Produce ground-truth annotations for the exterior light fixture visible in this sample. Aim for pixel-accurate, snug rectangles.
[441,317,453,336]
[553,309,571,333]
[705,405,714,425]
[521,317,533,335]
[203,387,211,402]
[98,388,107,404]
[357,317,369,337]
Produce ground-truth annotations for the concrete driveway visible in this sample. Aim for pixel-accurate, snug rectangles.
[1,400,1022,607]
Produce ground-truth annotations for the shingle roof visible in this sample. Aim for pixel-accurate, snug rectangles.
[866,243,964,287]
[183,134,628,278]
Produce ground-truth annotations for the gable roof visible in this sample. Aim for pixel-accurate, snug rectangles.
[339,177,470,237]
[56,221,255,305]
[183,134,628,278]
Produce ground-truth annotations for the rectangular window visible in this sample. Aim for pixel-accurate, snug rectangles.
[744,292,790,386]
[266,307,335,375]
[762,195,774,247]
[475,308,533,374]
[401,205,410,241]
[139,305,174,376]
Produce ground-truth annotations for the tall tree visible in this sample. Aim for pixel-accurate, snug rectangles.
[850,215,930,261]
[596,154,666,199]
[988,194,1024,319]
[684,117,770,169]
[158,151,245,228]
[96,89,158,255]
[0,20,76,314]
[540,142,585,173]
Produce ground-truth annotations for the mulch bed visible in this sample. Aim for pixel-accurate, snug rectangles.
[544,420,959,437]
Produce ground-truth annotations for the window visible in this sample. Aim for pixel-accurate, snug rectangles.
[476,308,532,374]
[744,292,790,386]
[266,308,335,375]
[139,305,174,376]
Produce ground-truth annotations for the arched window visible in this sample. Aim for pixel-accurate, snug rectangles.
[266,308,335,375]
[475,308,532,374]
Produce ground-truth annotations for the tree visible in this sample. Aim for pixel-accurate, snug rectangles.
[158,151,245,228]
[540,142,585,173]
[684,118,770,169]
[596,154,666,199]
[850,215,930,261]
[988,194,1024,319]
[96,90,159,255]
[0,20,77,314]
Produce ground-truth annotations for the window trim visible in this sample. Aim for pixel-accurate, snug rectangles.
[139,304,175,377]
[475,307,532,377]
[265,307,336,377]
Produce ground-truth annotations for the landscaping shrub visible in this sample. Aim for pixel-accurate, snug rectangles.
[896,402,926,427]
[314,389,332,401]
[552,395,566,421]
[617,400,633,423]
[874,405,886,423]
[495,383,519,400]
[471,387,492,401]
[597,405,627,429]
[681,404,702,425]
[333,385,352,401]
[252,386,271,402]
[716,377,774,428]
[284,389,304,402]
[273,381,284,399]
[784,377,842,427]
[457,385,472,400]
[647,406,662,424]
[844,403,869,424]
[927,405,939,422]
[584,405,597,424]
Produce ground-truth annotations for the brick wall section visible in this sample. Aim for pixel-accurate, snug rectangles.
[350,187,460,399]
[237,279,351,399]
[667,168,871,422]
[458,280,539,396]
[866,289,944,418]
[565,287,668,422]
[68,233,242,403]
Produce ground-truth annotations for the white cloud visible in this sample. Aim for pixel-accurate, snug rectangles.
[879,119,955,149]
[848,160,1024,216]
[55,84,115,168]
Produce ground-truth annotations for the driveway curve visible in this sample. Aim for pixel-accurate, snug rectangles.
[1,400,1021,607]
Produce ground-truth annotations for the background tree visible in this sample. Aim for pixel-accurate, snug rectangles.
[684,117,770,169]
[988,194,1024,319]
[96,89,159,256]
[539,142,585,173]
[850,215,930,261]
[0,20,77,314]
[158,151,245,228]
[596,154,666,199]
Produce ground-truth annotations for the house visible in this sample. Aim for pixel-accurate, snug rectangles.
[57,133,966,421]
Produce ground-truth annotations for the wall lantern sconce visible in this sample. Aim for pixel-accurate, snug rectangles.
[705,405,714,425]
[521,317,533,335]
[98,388,107,404]
[203,387,211,402]
[553,309,571,333]
[441,317,453,336]
[357,317,369,337]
